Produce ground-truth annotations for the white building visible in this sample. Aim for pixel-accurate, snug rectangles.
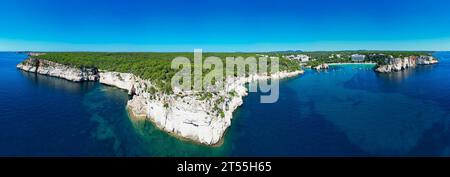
[285,54,310,63]
[351,54,366,62]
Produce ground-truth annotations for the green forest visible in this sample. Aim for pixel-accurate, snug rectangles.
[33,52,301,93]
[31,51,432,92]
[301,51,433,67]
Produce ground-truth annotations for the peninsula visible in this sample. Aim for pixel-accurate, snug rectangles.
[17,52,303,146]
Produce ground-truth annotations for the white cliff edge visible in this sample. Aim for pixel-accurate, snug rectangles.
[375,55,438,73]
[17,58,304,146]
[17,58,99,81]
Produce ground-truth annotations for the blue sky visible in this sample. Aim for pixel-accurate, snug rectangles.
[1,0,450,52]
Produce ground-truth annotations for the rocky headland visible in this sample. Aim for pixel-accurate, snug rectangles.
[375,55,439,73]
[17,58,303,146]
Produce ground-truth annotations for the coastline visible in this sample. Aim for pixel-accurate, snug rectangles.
[375,55,439,73]
[327,62,376,65]
[126,106,226,147]
[127,71,305,147]
[17,57,304,146]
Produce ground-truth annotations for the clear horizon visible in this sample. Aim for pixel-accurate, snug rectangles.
[2,0,450,52]
[2,49,448,53]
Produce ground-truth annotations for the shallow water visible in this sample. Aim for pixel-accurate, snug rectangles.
[0,52,449,156]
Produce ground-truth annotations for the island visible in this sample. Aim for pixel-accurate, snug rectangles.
[17,52,303,146]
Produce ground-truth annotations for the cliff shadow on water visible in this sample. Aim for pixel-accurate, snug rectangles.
[375,64,438,83]
[19,70,97,94]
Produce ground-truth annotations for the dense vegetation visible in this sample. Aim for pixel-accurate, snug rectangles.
[34,52,301,93]
[275,51,433,67]
[33,51,432,92]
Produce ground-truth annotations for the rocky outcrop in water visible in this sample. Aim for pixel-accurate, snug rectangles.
[375,55,438,73]
[17,58,304,145]
[416,56,439,65]
[313,63,329,70]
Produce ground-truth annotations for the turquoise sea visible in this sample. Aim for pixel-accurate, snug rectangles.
[0,52,449,156]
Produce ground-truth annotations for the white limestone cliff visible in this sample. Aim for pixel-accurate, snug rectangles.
[375,55,439,73]
[416,56,439,65]
[17,58,304,146]
[17,58,98,82]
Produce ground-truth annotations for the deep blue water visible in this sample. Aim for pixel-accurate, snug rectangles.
[0,52,449,156]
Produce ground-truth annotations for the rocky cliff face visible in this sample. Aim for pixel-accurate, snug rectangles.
[17,58,99,82]
[127,70,303,145]
[99,72,140,95]
[416,56,439,65]
[17,58,303,145]
[375,55,438,73]
[313,63,329,70]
